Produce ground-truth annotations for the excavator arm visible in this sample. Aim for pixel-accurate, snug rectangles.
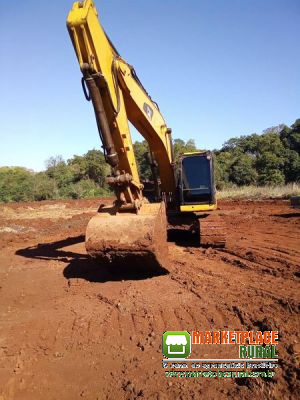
[67,0,175,209]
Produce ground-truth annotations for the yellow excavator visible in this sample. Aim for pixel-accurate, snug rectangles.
[67,0,225,269]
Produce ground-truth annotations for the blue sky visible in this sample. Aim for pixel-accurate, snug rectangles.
[0,0,299,171]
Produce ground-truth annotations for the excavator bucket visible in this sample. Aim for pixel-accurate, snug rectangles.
[85,202,168,269]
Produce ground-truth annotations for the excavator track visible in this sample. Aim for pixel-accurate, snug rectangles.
[199,214,226,248]
[291,196,300,208]
[85,202,168,269]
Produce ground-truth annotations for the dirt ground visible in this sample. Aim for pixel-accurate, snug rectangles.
[0,198,299,400]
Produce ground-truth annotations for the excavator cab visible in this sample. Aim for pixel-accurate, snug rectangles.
[174,151,225,248]
[178,152,216,212]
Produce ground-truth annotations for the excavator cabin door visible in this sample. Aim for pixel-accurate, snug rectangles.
[178,152,217,212]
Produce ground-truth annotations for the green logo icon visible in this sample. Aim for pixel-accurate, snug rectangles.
[162,331,191,359]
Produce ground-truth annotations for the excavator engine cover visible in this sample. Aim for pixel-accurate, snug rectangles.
[85,202,168,269]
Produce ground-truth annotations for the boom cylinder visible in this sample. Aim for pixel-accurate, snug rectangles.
[81,64,119,168]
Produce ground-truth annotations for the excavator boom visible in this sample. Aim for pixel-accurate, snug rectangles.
[67,0,175,205]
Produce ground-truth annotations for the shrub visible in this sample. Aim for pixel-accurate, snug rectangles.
[0,167,34,202]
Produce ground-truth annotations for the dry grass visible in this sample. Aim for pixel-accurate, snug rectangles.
[218,183,300,200]
[0,203,97,220]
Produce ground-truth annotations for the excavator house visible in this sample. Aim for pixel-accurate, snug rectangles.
[67,0,226,269]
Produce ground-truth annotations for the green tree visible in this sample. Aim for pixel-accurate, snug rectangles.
[0,167,34,202]
[133,140,152,180]
[258,169,285,186]
[32,172,57,201]
[173,139,198,161]
[214,151,233,189]
[282,149,300,182]
[58,179,104,199]
[280,120,300,154]
[68,149,110,186]
[84,149,109,185]
[258,131,285,155]
[229,154,257,186]
[45,156,75,188]
[215,120,300,188]
[256,152,285,185]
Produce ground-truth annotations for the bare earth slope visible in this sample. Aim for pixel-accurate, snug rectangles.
[0,199,299,399]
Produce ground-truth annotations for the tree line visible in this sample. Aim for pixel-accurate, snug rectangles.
[0,150,111,202]
[214,119,300,188]
[0,119,299,202]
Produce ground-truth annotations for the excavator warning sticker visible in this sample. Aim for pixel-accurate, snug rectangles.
[143,102,153,120]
